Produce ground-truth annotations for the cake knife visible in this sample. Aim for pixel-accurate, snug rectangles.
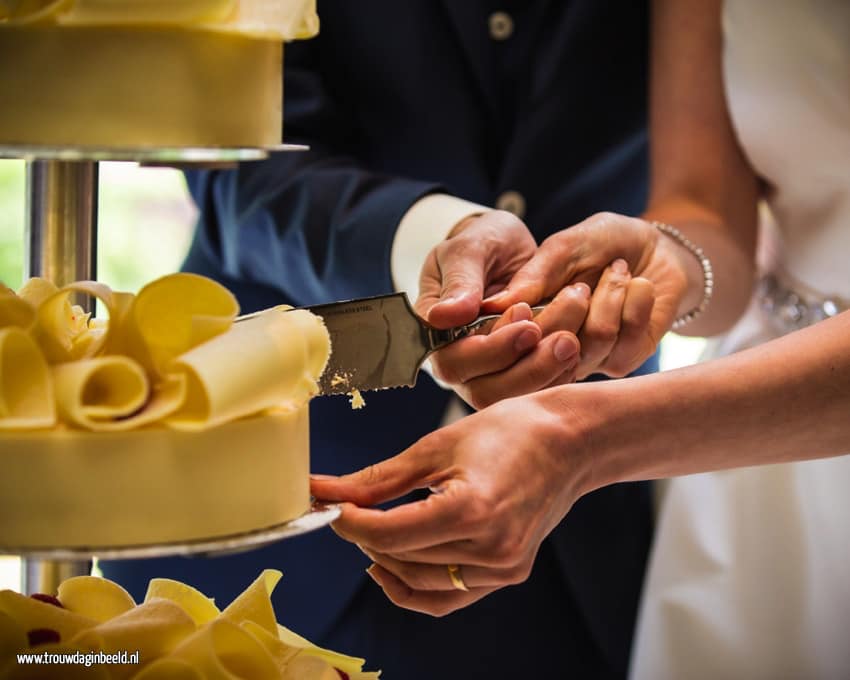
[238,292,545,396]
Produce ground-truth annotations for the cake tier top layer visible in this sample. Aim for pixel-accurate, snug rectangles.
[0,0,319,40]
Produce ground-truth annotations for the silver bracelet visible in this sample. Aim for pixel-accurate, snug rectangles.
[651,221,714,330]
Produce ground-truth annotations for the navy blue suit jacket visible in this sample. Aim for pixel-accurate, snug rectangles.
[103,2,655,677]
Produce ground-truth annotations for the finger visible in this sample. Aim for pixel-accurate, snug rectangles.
[621,276,655,331]
[425,240,489,328]
[576,259,630,377]
[329,484,475,553]
[377,538,528,569]
[413,249,447,318]
[481,239,574,312]
[458,331,580,409]
[532,283,591,336]
[488,302,534,333]
[310,436,448,507]
[429,320,541,385]
[359,547,523,591]
[482,219,604,311]
[599,276,657,377]
[415,245,482,329]
[426,291,482,330]
[483,212,653,313]
[420,211,537,327]
[366,564,495,617]
[432,299,531,346]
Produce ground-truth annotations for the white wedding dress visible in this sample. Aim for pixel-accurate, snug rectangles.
[631,2,850,678]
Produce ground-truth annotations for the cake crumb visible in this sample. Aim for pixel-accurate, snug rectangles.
[330,372,349,388]
[348,389,366,410]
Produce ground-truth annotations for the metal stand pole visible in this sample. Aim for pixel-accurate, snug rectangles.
[22,560,92,596]
[20,159,98,594]
[25,159,98,308]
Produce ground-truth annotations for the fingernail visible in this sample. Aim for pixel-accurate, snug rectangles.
[366,565,378,581]
[612,259,628,275]
[309,474,337,481]
[568,283,590,299]
[554,336,579,362]
[510,303,532,322]
[514,328,539,352]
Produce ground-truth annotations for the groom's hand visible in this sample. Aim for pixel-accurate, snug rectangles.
[415,210,536,327]
[415,210,586,409]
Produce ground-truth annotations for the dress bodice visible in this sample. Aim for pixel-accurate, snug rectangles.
[723,0,850,298]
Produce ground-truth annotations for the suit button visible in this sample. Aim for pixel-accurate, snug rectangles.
[488,11,514,41]
[495,190,526,219]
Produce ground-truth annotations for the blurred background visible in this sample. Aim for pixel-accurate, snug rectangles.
[0,159,195,293]
[0,158,705,591]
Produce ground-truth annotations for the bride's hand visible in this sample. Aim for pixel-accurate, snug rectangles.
[483,212,694,379]
[310,391,591,616]
[426,260,648,407]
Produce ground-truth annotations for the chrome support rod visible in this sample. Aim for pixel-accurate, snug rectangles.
[24,159,98,309]
[22,560,91,596]
[20,159,98,594]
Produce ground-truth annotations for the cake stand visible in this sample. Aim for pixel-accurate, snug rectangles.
[0,143,339,595]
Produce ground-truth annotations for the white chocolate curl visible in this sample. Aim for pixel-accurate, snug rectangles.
[0,273,329,432]
[0,327,55,429]
[0,570,381,679]
[167,309,330,431]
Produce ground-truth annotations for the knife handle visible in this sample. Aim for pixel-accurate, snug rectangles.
[461,304,547,336]
[429,304,548,348]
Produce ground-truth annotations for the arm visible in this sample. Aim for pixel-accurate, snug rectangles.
[311,309,850,615]
[568,309,850,487]
[642,0,759,336]
[186,39,444,305]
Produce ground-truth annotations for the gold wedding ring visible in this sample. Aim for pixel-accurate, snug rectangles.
[447,564,469,592]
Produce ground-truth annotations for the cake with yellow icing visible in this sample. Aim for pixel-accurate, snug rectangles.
[0,273,330,549]
[0,570,381,678]
[0,0,319,148]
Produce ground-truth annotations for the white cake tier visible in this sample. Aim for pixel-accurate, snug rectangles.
[0,408,310,549]
[0,26,284,149]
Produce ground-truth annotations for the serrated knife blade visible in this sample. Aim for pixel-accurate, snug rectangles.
[307,292,495,396]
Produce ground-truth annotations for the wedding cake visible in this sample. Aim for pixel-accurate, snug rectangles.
[0,273,330,548]
[0,0,318,148]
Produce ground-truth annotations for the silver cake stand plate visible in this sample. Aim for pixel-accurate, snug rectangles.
[0,143,308,163]
[1,505,341,562]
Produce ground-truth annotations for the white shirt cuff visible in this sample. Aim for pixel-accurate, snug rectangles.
[390,193,489,301]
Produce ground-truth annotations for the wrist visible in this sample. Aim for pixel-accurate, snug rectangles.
[535,377,665,495]
[530,386,601,500]
[652,221,713,328]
